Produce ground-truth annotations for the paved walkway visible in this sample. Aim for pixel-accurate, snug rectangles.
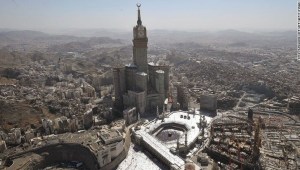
[135,130,185,168]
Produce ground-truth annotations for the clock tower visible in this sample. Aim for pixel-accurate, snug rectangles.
[133,4,148,73]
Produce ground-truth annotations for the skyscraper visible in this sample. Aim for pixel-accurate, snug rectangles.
[113,4,170,115]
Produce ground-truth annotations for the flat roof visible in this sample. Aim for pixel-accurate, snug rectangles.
[135,130,185,168]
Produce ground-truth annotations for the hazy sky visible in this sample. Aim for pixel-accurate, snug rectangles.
[0,0,297,32]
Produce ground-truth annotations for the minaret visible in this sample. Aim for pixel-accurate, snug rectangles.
[162,109,165,122]
[132,4,148,73]
[185,133,188,147]
[156,106,159,118]
[252,121,261,162]
[199,115,202,127]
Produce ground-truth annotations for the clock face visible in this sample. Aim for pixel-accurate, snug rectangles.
[138,30,144,37]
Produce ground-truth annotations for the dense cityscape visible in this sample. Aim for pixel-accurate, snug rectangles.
[0,2,299,170]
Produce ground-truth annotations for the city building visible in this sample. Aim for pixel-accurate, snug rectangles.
[176,84,189,110]
[98,129,124,167]
[199,94,217,114]
[113,5,170,115]
[0,140,7,153]
[123,107,137,125]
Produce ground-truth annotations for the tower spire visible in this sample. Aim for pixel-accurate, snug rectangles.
[137,3,142,25]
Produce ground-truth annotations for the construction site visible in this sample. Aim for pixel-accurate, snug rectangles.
[205,110,300,170]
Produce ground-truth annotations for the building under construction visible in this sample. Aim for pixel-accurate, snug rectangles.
[206,110,300,170]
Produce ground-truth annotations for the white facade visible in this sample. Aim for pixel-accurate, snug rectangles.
[109,140,124,158]
[97,139,123,167]
[98,146,112,167]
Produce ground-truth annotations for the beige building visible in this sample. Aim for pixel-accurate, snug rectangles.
[98,130,124,167]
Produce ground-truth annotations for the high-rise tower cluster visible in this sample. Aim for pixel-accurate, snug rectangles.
[113,5,169,115]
